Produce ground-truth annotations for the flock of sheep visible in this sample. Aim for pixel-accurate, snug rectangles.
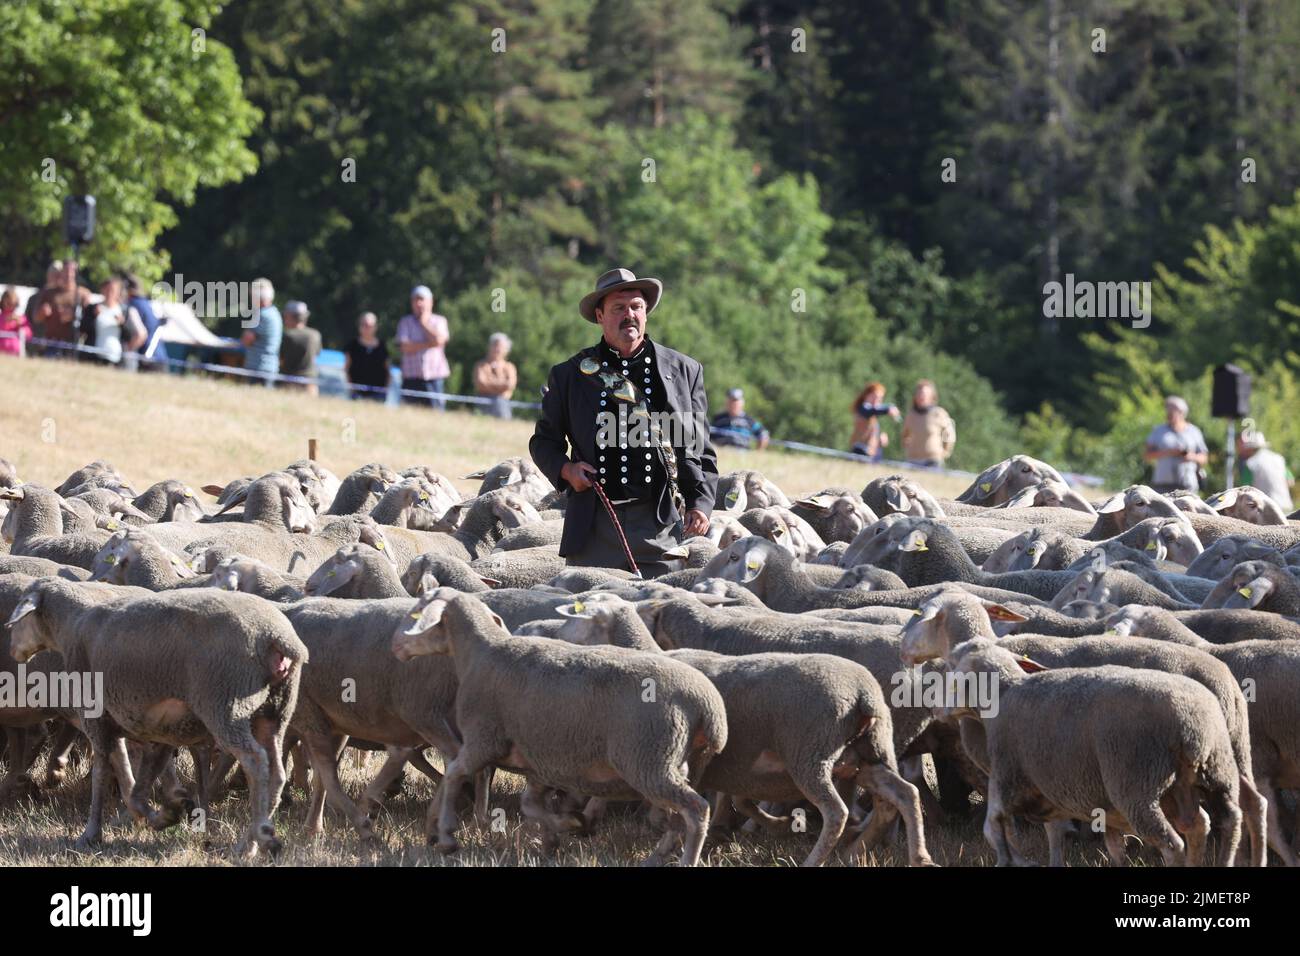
[1,451,1298,866]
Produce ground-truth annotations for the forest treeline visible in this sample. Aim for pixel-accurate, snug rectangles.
[4,0,1298,484]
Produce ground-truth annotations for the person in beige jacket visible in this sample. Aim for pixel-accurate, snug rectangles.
[473,332,519,419]
[901,379,955,467]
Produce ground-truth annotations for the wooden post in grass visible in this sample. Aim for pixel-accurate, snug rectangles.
[308,438,318,462]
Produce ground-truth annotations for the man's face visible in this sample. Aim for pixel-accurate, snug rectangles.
[1166,405,1186,428]
[726,397,743,416]
[596,290,647,352]
[412,294,432,316]
[359,315,377,336]
[61,262,77,288]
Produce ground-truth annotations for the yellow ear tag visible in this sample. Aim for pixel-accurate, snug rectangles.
[410,611,421,620]
[912,608,922,616]
[107,520,118,530]
[1104,627,1117,635]
[1145,542,1158,550]
[1238,587,1252,599]
[745,559,760,571]
[419,493,429,500]
[980,482,992,492]
[184,490,194,498]
[106,555,117,565]
[376,541,385,550]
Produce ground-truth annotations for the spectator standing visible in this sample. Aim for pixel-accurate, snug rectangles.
[710,388,770,450]
[241,277,282,387]
[31,260,92,352]
[1144,395,1208,493]
[0,287,33,357]
[124,274,169,368]
[849,380,900,461]
[901,379,956,468]
[1237,430,1294,510]
[279,300,322,396]
[473,332,518,419]
[397,285,450,409]
[344,311,391,401]
[92,277,128,365]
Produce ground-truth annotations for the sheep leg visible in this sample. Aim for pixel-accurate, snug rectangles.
[252,716,288,818]
[731,796,791,833]
[43,721,81,789]
[431,750,485,852]
[1255,777,1299,867]
[290,739,312,792]
[205,750,240,805]
[1123,800,1185,867]
[129,745,183,830]
[220,726,279,858]
[407,748,444,785]
[301,732,375,843]
[520,783,584,848]
[1236,774,1267,867]
[361,748,418,815]
[794,763,849,867]
[1046,820,1072,867]
[855,762,935,867]
[76,737,116,850]
[901,756,947,827]
[1104,829,1131,866]
[0,728,35,801]
[708,792,736,833]
[639,779,711,867]
[982,778,1034,866]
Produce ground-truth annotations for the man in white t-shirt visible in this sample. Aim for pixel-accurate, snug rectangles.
[1143,395,1208,493]
[1238,430,1294,511]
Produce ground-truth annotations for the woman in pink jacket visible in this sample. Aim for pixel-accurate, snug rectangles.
[0,287,33,357]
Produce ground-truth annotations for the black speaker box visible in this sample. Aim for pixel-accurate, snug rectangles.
[1212,363,1251,418]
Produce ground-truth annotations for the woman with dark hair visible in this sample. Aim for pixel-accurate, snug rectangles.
[849,381,900,461]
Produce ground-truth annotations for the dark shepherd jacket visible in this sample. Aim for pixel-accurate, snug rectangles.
[530,339,719,558]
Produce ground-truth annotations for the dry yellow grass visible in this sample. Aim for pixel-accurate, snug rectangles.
[0,355,975,501]
[0,746,1142,868]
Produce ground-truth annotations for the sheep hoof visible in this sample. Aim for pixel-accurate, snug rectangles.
[73,834,102,853]
[913,855,939,868]
[434,837,460,855]
[558,812,586,833]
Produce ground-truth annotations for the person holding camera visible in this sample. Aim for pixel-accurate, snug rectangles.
[1144,395,1208,493]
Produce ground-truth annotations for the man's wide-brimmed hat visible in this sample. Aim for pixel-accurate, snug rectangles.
[578,268,662,323]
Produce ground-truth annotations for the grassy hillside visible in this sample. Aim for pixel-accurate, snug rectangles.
[1,356,976,500]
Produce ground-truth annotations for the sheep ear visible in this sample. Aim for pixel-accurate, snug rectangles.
[961,463,1008,504]
[897,531,929,553]
[1000,485,1039,509]
[660,544,689,559]
[1235,576,1273,609]
[0,487,25,501]
[1144,538,1167,561]
[1095,493,1126,514]
[462,469,488,480]
[201,484,225,497]
[6,592,40,627]
[982,602,1029,624]
[368,477,388,495]
[556,601,594,619]
[490,612,507,631]
[405,598,448,634]
[795,494,833,512]
[417,571,438,596]
[691,591,736,607]
[1015,655,1049,674]
[884,484,907,512]
[317,559,362,595]
[1206,489,1238,510]
[740,556,765,583]
[914,603,941,623]
[478,576,502,589]
[722,487,743,510]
